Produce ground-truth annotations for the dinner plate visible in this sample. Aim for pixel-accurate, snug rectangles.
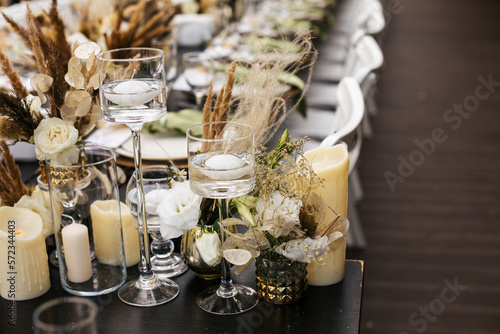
[115,131,187,161]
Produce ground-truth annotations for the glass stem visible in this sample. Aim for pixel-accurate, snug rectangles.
[194,92,203,109]
[131,128,154,281]
[217,198,237,298]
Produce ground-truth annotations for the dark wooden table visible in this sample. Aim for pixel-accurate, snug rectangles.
[1,259,363,334]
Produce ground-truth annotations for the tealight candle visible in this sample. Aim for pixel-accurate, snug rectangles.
[303,144,349,286]
[203,154,251,180]
[90,200,126,266]
[0,207,51,300]
[105,80,160,106]
[61,223,93,283]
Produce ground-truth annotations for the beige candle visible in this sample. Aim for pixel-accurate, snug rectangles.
[62,223,93,283]
[90,200,130,266]
[0,207,51,300]
[303,145,349,286]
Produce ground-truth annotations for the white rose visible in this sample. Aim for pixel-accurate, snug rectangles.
[14,186,53,238]
[276,236,329,262]
[195,230,221,266]
[33,118,79,164]
[157,181,202,239]
[255,192,302,237]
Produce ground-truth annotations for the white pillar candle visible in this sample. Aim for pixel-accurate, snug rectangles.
[90,200,125,266]
[119,202,140,267]
[61,223,93,283]
[0,207,51,300]
[303,145,349,286]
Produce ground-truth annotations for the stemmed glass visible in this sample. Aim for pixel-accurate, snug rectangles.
[97,48,179,307]
[152,37,178,92]
[182,52,214,109]
[126,165,188,280]
[186,121,259,315]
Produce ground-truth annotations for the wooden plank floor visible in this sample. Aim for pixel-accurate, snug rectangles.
[342,1,500,333]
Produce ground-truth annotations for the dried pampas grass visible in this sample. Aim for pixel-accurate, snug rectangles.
[0,142,30,206]
[231,30,317,148]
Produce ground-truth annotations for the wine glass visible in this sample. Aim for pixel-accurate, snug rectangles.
[152,37,178,92]
[186,121,259,315]
[182,52,214,109]
[97,47,179,307]
[126,165,188,280]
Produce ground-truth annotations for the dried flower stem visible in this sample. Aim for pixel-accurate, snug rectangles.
[0,142,30,206]
[0,49,28,99]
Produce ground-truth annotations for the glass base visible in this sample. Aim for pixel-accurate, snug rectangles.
[196,284,259,315]
[152,253,188,279]
[49,249,59,267]
[118,275,179,307]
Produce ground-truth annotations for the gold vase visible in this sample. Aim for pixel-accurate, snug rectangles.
[255,256,308,304]
[180,225,222,280]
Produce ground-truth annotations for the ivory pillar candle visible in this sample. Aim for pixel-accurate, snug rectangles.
[0,207,50,300]
[90,200,125,266]
[62,223,93,283]
[303,145,349,286]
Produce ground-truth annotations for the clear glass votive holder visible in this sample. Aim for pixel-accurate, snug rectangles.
[33,297,98,334]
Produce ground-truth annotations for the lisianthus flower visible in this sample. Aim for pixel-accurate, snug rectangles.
[255,192,302,237]
[275,236,329,262]
[195,229,221,266]
[157,181,202,239]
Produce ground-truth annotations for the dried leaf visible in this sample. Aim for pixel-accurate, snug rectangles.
[31,73,53,104]
[65,90,91,108]
[75,95,92,116]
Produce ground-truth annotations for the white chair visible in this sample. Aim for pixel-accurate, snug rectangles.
[320,0,386,66]
[286,77,364,154]
[319,81,367,249]
[308,34,384,108]
[290,78,367,249]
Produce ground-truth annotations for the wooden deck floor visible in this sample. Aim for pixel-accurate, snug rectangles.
[342,1,500,333]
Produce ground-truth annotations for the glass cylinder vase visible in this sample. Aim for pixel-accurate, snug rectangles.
[47,144,127,296]
[255,256,308,305]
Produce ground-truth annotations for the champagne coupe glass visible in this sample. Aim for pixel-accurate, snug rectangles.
[186,121,259,315]
[182,52,213,109]
[97,48,179,307]
[126,165,188,279]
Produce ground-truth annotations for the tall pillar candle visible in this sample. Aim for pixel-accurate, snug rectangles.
[302,144,349,286]
[90,200,126,266]
[0,207,51,300]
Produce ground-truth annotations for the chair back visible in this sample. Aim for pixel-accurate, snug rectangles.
[343,34,384,85]
[320,77,365,174]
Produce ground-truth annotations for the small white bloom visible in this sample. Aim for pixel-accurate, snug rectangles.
[157,181,202,239]
[33,118,79,164]
[14,186,53,238]
[255,192,302,237]
[276,236,329,262]
[196,230,221,266]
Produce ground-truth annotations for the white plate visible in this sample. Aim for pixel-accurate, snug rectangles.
[115,132,187,161]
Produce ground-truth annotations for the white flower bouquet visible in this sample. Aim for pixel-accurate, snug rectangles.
[219,130,349,273]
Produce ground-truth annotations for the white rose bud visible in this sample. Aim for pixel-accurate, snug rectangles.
[195,230,221,266]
